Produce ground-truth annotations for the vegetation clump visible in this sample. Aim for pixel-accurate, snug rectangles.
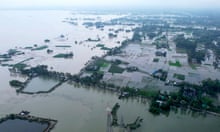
[152,69,168,81]
[174,35,205,64]
[169,60,182,67]
[148,81,220,115]
[96,44,111,50]
[9,80,24,87]
[44,39,50,43]
[53,52,73,58]
[13,63,28,70]
[153,58,159,62]
[32,45,48,51]
[108,64,125,73]
[111,103,120,126]
[173,73,185,80]
[79,71,104,86]
[125,116,143,130]
[55,45,71,48]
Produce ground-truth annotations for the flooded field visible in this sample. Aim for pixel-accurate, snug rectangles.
[23,77,59,93]
[0,10,220,132]
[0,67,220,132]
[0,10,133,74]
[0,119,48,132]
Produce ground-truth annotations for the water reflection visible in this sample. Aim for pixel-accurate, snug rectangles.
[23,77,59,93]
[0,119,48,132]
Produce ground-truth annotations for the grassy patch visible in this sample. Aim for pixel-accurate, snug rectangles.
[0,59,12,62]
[96,44,111,50]
[85,59,109,72]
[189,63,197,70]
[9,80,24,87]
[101,47,111,50]
[153,58,159,62]
[173,73,185,80]
[95,59,109,68]
[137,90,159,98]
[96,44,105,47]
[97,70,104,74]
[32,45,48,51]
[13,63,28,70]
[55,45,72,48]
[188,72,199,77]
[108,64,125,73]
[13,58,33,70]
[53,53,73,58]
[24,46,33,49]
[176,48,187,53]
[101,62,109,67]
[18,57,34,64]
[155,42,169,49]
[169,61,182,67]
[123,87,159,99]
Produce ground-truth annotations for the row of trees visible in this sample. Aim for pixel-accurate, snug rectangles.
[174,34,205,63]
[149,79,220,115]
[202,79,220,96]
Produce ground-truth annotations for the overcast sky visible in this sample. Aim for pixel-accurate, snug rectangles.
[0,0,219,9]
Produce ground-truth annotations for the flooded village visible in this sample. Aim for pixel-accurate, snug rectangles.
[0,10,220,132]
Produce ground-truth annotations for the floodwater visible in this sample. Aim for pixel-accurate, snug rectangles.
[0,10,133,74]
[0,119,48,132]
[23,77,58,93]
[1,66,220,132]
[0,10,220,132]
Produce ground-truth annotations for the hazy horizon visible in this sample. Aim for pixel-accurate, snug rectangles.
[0,0,220,10]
